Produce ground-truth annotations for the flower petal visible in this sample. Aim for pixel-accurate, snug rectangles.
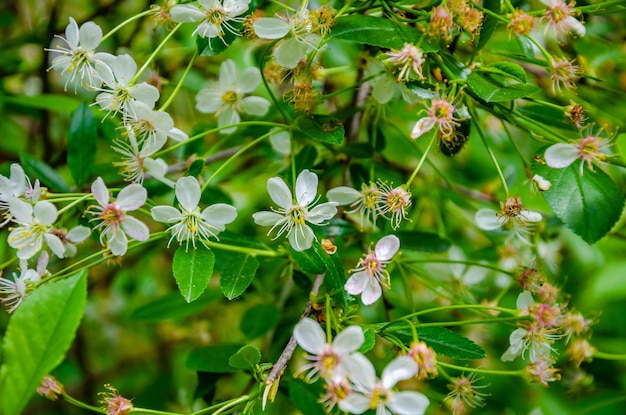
[288,224,315,251]
[170,4,205,23]
[267,177,292,209]
[295,169,318,206]
[361,279,382,305]
[338,394,371,415]
[544,143,579,169]
[344,352,376,389]
[116,184,147,211]
[34,201,58,226]
[344,271,368,296]
[201,203,238,230]
[374,235,400,261]
[67,226,90,243]
[382,356,418,389]
[475,208,502,231]
[332,325,364,354]
[175,176,201,211]
[44,233,66,258]
[388,391,429,415]
[91,177,109,206]
[79,21,103,50]
[293,318,326,355]
[237,67,262,93]
[151,206,182,223]
[327,186,361,205]
[217,106,240,134]
[274,38,307,69]
[121,216,150,241]
[196,88,223,114]
[108,230,128,256]
[410,117,435,140]
[253,17,290,39]
[307,202,338,224]
[240,96,270,116]
[219,59,238,86]
[252,211,283,226]
[9,198,33,224]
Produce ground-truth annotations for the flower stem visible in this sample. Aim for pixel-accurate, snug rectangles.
[405,132,437,187]
[131,23,182,85]
[205,241,284,258]
[56,193,92,215]
[159,48,198,112]
[593,350,626,360]
[437,361,524,377]
[62,392,106,413]
[101,10,153,43]
[398,258,515,276]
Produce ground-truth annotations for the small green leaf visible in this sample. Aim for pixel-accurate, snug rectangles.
[129,289,221,322]
[467,72,541,102]
[228,345,262,371]
[172,246,216,302]
[377,323,486,360]
[20,153,71,192]
[240,303,280,339]
[0,271,87,415]
[357,328,376,354]
[476,0,501,52]
[479,62,527,83]
[187,159,205,178]
[296,115,345,145]
[67,103,97,188]
[531,149,624,244]
[187,344,244,373]
[395,231,451,252]
[331,15,438,52]
[220,254,259,300]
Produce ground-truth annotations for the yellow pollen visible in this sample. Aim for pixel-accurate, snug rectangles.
[222,90,239,104]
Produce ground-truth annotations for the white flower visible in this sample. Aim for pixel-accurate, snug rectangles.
[126,106,188,149]
[327,183,383,228]
[252,169,338,251]
[340,354,429,415]
[88,177,150,256]
[51,226,91,258]
[345,235,400,305]
[113,128,169,183]
[8,199,65,260]
[171,0,250,45]
[196,59,270,134]
[0,164,26,226]
[151,176,237,251]
[544,134,610,175]
[0,261,42,313]
[293,318,364,381]
[475,196,542,244]
[47,17,115,91]
[95,54,160,120]
[253,3,321,69]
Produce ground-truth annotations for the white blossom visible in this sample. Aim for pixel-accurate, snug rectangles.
[0,164,27,226]
[8,199,65,260]
[0,261,42,313]
[171,0,250,45]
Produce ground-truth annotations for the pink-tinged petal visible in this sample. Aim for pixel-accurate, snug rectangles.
[327,187,361,205]
[410,117,435,140]
[240,96,270,116]
[121,216,149,241]
[266,177,292,209]
[108,230,128,256]
[67,226,90,243]
[338,394,371,415]
[388,391,429,415]
[544,143,579,169]
[175,176,201,211]
[288,224,315,251]
[9,197,33,224]
[170,4,206,23]
[344,352,377,389]
[201,204,237,230]
[253,18,290,39]
[65,17,79,49]
[219,59,237,86]
[34,201,58,226]
[361,279,382,305]
[295,169,318,206]
[151,206,182,223]
[293,318,326,354]
[79,21,103,50]
[45,233,66,258]
[382,356,417,389]
[345,271,368,296]
[307,202,338,224]
[474,208,502,231]
[116,184,147,211]
[374,235,400,261]
[333,325,364,354]
[252,211,283,226]
[91,177,109,206]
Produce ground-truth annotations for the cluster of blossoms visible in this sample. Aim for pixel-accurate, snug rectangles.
[426,0,484,42]
[292,318,430,414]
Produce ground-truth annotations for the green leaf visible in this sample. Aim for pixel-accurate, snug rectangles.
[0,271,87,415]
[172,246,216,302]
[516,104,578,132]
[20,153,70,192]
[296,115,345,145]
[67,103,97,188]
[395,231,451,252]
[357,328,376,354]
[288,379,326,415]
[311,241,348,308]
[476,0,501,52]
[467,72,541,102]
[128,289,221,322]
[187,159,205,178]
[291,245,326,275]
[331,15,438,52]
[228,345,261,371]
[220,254,259,300]
[377,323,486,360]
[187,344,244,373]
[240,303,280,339]
[479,62,527,83]
[531,150,624,244]
[2,94,82,113]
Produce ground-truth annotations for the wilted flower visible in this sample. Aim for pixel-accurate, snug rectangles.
[445,373,489,414]
[427,5,454,41]
[99,384,133,415]
[508,9,536,37]
[384,43,426,82]
[407,341,438,380]
[526,359,561,387]
[378,181,412,230]
[549,57,580,93]
[532,174,552,191]
[37,375,65,401]
[171,0,251,45]
[252,169,338,251]
[544,133,610,175]
[475,195,542,244]
[88,177,150,256]
[95,54,160,120]
[566,339,595,367]
[345,235,400,305]
[195,59,270,134]
[410,92,465,142]
[340,354,430,415]
[565,102,587,129]
[8,199,65,260]
[293,318,364,381]
[327,182,383,228]
[47,17,114,91]
[541,0,585,40]
[253,2,321,69]
[151,176,237,250]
